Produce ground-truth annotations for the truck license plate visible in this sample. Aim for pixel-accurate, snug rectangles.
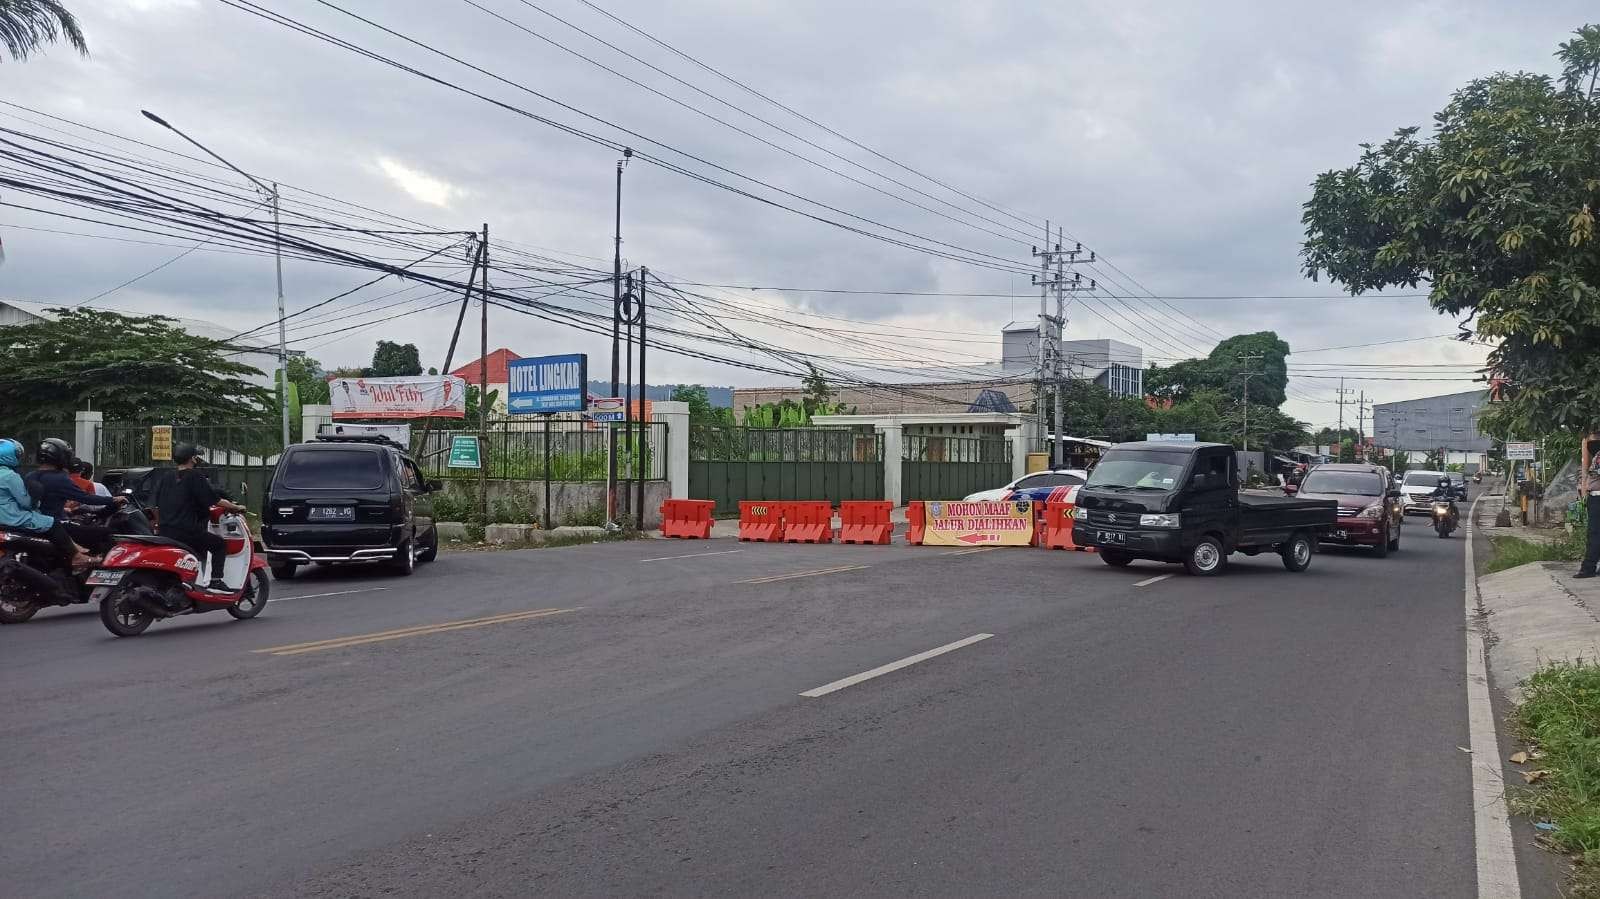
[1095,530,1126,545]
[309,506,356,521]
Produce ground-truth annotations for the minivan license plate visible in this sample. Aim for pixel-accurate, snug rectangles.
[1095,530,1126,545]
[309,506,355,521]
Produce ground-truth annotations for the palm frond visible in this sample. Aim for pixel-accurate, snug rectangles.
[0,0,89,62]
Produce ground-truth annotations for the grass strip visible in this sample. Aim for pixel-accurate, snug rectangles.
[1512,660,1600,897]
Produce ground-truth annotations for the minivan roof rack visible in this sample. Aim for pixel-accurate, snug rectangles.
[311,433,404,448]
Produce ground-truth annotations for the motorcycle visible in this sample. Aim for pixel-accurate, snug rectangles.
[90,506,269,637]
[0,498,155,624]
[1432,499,1459,538]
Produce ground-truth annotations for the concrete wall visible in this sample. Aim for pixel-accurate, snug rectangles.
[433,478,669,528]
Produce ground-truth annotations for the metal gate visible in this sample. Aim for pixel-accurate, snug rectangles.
[96,423,283,506]
[688,427,883,515]
[902,434,1012,501]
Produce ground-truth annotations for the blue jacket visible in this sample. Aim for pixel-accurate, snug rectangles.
[26,468,114,518]
[0,440,54,531]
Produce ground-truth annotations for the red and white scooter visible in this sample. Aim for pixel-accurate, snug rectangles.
[90,506,270,637]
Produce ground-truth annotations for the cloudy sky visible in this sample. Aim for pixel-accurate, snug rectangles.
[3,0,1593,428]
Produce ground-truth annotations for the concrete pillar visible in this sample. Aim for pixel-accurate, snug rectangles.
[301,404,334,443]
[651,400,690,499]
[876,423,904,505]
[1009,428,1029,482]
[75,410,103,465]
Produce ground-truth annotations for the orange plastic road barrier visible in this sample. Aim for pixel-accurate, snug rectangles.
[782,501,834,543]
[660,499,715,539]
[1042,500,1096,552]
[906,501,926,545]
[738,501,784,542]
[839,501,893,545]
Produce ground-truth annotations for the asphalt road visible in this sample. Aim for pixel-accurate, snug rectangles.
[2,494,1503,897]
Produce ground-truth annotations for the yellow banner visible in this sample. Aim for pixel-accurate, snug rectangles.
[150,425,173,462]
[924,499,1035,546]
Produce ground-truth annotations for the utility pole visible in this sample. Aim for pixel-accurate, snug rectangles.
[1356,391,1368,462]
[1238,354,1265,454]
[1031,224,1094,467]
[607,148,632,528]
[140,110,290,448]
[1335,380,1356,460]
[478,223,489,527]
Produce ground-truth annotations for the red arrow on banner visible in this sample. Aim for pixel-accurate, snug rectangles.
[957,532,997,544]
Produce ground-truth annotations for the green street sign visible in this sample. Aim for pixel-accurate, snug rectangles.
[448,435,481,469]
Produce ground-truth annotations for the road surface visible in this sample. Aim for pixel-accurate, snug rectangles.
[1,490,1525,897]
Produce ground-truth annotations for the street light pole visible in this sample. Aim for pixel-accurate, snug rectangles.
[142,110,291,449]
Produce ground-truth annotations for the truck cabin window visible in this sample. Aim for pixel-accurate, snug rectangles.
[1085,452,1187,491]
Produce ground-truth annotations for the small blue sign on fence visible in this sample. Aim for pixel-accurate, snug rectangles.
[507,354,588,414]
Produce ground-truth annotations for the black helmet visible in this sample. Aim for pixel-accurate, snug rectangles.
[69,457,88,476]
[36,438,72,467]
[172,442,201,465]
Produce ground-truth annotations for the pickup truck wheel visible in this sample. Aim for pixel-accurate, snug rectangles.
[1184,537,1226,576]
[269,561,297,581]
[1100,550,1134,568]
[1281,532,1314,571]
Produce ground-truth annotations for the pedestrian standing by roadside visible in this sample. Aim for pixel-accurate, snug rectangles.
[1578,442,1600,579]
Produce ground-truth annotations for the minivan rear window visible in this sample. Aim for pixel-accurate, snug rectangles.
[280,449,384,489]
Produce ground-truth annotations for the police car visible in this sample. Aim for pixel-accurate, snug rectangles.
[963,468,1089,504]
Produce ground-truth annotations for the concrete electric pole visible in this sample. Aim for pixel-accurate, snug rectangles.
[1032,224,1094,467]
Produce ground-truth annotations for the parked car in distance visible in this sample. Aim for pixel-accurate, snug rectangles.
[963,468,1089,503]
[1291,463,1403,557]
[260,435,439,580]
[1072,441,1337,575]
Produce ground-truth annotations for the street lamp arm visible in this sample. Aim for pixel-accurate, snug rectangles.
[140,109,275,197]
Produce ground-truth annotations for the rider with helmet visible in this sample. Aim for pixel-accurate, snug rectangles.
[25,438,124,553]
[0,438,96,568]
[155,442,245,592]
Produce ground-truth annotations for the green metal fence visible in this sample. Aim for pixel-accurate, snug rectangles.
[902,434,1013,501]
[415,419,667,482]
[689,427,884,515]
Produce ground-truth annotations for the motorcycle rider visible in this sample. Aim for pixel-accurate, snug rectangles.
[26,438,124,553]
[0,438,95,569]
[1430,476,1460,531]
[155,443,245,592]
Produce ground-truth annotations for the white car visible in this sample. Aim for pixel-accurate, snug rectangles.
[1397,469,1449,515]
[964,469,1089,503]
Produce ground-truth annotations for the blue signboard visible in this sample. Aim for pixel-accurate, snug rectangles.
[507,354,588,414]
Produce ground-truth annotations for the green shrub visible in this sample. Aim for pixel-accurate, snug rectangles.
[1486,524,1587,574]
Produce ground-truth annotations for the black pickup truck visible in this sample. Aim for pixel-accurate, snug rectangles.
[1071,441,1338,575]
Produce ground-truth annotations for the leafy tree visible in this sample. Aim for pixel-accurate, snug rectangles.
[463,384,500,425]
[800,364,836,415]
[1302,24,1600,439]
[0,309,270,428]
[369,340,423,377]
[1,0,86,62]
[285,355,331,405]
[670,383,732,426]
[1145,332,1291,407]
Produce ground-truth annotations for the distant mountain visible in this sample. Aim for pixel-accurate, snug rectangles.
[587,382,733,407]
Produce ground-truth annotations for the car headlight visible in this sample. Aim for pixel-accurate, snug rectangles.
[1139,513,1181,528]
[1357,502,1384,519]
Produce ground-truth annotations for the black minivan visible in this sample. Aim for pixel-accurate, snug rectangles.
[260,435,439,580]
